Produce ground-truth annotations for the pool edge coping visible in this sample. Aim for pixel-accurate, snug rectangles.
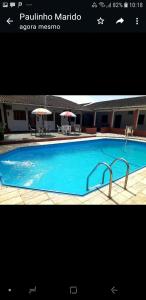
[1,135,146,156]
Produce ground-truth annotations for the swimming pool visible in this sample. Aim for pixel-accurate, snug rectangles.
[0,138,146,196]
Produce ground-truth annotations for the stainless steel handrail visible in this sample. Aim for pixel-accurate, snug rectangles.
[86,162,113,199]
[102,158,130,190]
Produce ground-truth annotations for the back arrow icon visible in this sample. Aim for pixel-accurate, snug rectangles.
[111,286,118,294]
[7,18,13,25]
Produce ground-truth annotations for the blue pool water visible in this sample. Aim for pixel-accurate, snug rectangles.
[0,139,146,196]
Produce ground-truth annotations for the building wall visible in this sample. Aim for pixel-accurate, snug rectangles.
[96,110,144,130]
[97,110,146,131]
[136,110,146,130]
[5,104,56,132]
[113,111,134,128]
[6,104,32,131]
[113,110,146,130]
[7,112,28,131]
[6,105,28,131]
[4,102,146,133]
[2,104,82,132]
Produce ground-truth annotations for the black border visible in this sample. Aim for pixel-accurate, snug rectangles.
[0,32,146,94]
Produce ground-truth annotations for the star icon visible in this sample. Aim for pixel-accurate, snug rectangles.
[97,17,104,24]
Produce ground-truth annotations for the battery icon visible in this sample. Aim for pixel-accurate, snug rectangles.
[124,2,128,7]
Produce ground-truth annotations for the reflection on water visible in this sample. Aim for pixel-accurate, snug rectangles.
[1,160,35,168]
[24,173,43,187]
[24,179,34,187]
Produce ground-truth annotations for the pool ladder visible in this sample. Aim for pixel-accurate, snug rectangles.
[86,158,130,199]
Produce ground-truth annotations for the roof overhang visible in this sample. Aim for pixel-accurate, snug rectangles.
[93,106,146,112]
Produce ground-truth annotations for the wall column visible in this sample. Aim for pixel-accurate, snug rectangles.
[53,112,55,130]
[133,109,139,129]
[25,108,29,131]
[93,111,96,126]
[80,112,83,127]
[109,110,115,128]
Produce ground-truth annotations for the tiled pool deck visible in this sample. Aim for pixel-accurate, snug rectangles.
[1,133,146,205]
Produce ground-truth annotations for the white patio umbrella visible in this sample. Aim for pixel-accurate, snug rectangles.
[31,108,52,116]
[60,111,76,126]
[31,108,52,128]
[60,111,76,118]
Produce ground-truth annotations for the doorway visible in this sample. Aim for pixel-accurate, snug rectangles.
[114,114,122,128]
[55,113,61,129]
[82,112,94,127]
[28,111,36,129]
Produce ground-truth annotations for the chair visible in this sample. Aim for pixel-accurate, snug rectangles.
[74,125,81,133]
[66,125,71,134]
[36,127,43,136]
[125,126,133,136]
[61,125,67,134]
[29,124,36,136]
[57,125,62,133]
[61,125,71,135]
[43,127,49,135]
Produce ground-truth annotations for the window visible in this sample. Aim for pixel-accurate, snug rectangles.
[44,114,53,121]
[101,114,108,123]
[128,111,133,115]
[4,104,12,110]
[138,114,145,125]
[14,110,26,120]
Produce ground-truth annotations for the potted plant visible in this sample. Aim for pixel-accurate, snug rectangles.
[0,123,4,140]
